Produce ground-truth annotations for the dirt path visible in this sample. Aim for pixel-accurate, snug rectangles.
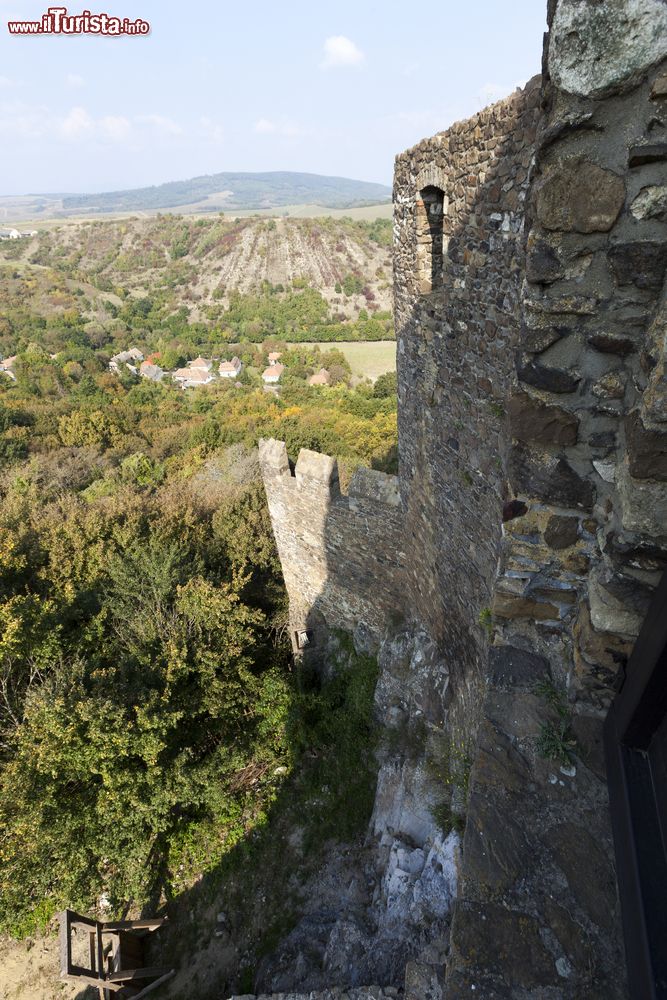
[0,933,82,1000]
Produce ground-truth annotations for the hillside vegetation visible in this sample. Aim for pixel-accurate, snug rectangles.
[1,215,394,354]
[0,247,397,952]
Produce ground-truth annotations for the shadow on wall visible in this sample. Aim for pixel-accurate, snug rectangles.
[393,77,542,736]
[258,438,407,654]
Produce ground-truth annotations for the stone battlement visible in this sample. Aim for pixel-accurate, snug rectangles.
[258,439,405,647]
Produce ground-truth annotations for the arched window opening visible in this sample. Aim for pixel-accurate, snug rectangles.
[417,185,445,293]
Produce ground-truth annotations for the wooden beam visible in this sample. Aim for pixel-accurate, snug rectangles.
[132,970,176,999]
[107,967,171,983]
[102,918,167,932]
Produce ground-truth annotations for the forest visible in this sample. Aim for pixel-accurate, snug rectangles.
[0,279,397,940]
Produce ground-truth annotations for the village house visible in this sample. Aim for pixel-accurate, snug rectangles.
[268,351,282,364]
[109,348,144,374]
[173,366,215,389]
[188,357,213,372]
[139,361,164,382]
[262,363,285,384]
[308,368,331,387]
[0,229,21,240]
[218,357,243,379]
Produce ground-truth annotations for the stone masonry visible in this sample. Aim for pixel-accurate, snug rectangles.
[258,1,667,997]
[259,438,406,649]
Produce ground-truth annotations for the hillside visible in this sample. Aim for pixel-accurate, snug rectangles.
[2,214,393,329]
[0,172,392,220]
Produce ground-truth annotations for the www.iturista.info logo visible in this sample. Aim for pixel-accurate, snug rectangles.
[7,6,150,34]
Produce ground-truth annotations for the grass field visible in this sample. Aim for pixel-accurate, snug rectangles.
[290,340,396,381]
[0,201,393,227]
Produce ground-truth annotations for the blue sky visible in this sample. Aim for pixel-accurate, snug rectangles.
[0,0,547,195]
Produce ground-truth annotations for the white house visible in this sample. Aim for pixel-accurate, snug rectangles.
[0,229,21,241]
[218,357,243,379]
[109,348,144,373]
[173,366,215,389]
[188,357,213,372]
[262,363,285,384]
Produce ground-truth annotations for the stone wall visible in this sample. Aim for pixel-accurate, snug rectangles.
[257,2,667,994]
[444,1,667,996]
[494,0,667,707]
[393,79,541,730]
[258,439,406,647]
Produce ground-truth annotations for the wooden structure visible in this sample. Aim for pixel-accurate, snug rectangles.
[59,909,174,999]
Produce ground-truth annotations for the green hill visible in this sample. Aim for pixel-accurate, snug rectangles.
[60,171,392,214]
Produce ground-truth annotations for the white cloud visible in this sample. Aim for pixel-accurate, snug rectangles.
[199,115,224,144]
[100,115,131,141]
[0,75,17,89]
[254,117,300,137]
[135,113,182,136]
[320,35,364,69]
[66,73,85,89]
[60,106,93,138]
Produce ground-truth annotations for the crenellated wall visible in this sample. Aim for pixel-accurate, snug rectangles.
[259,439,406,648]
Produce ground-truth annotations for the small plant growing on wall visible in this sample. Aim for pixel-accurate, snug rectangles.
[478,607,494,637]
[534,679,577,766]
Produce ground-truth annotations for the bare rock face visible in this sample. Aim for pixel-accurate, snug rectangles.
[549,0,667,98]
[535,159,625,234]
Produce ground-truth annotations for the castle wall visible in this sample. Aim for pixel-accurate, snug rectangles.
[393,80,541,728]
[444,3,667,996]
[258,439,406,646]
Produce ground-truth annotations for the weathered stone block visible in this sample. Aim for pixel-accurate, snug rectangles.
[548,0,667,98]
[574,602,633,677]
[493,591,560,621]
[609,241,667,290]
[535,160,625,233]
[517,360,581,393]
[628,143,667,167]
[294,449,339,488]
[510,443,595,510]
[508,391,579,446]
[525,236,564,283]
[626,410,667,480]
[587,332,637,356]
[258,437,290,476]
[488,645,550,690]
[630,185,667,221]
[545,514,579,549]
[592,372,626,400]
[617,459,667,534]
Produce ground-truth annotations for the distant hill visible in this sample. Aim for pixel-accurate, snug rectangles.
[53,171,391,215]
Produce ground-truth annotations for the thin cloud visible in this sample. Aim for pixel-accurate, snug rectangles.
[100,115,131,141]
[199,116,224,145]
[135,114,182,136]
[254,117,300,137]
[320,35,364,69]
[66,73,85,89]
[60,106,93,139]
